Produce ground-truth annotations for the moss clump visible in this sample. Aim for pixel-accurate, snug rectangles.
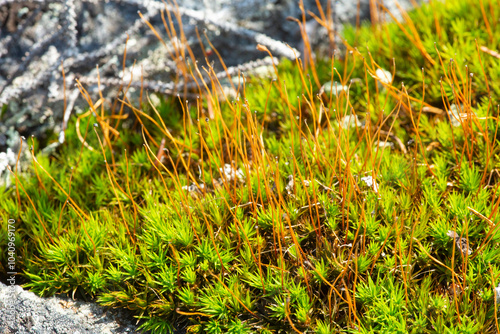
[2,0,500,333]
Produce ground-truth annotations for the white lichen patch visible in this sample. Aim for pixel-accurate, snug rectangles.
[0,149,18,188]
[338,114,362,128]
[322,81,348,96]
[149,93,161,106]
[0,127,30,188]
[0,148,16,172]
[251,62,276,79]
[182,182,205,193]
[377,141,394,149]
[220,85,238,99]
[286,175,294,194]
[375,68,392,85]
[448,104,462,127]
[361,175,374,187]
[219,163,245,183]
[360,175,379,192]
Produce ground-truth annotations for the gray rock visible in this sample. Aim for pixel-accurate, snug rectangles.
[0,281,150,334]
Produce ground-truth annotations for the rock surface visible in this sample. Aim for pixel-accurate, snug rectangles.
[0,281,150,334]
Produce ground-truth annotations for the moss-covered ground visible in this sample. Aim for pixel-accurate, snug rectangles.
[2,0,500,332]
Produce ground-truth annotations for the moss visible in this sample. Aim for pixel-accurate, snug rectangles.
[2,0,500,332]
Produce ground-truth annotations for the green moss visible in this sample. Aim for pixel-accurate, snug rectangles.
[2,0,500,332]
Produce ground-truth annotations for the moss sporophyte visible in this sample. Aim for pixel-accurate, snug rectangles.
[2,0,500,333]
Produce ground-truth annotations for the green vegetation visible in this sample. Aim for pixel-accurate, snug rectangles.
[2,0,500,332]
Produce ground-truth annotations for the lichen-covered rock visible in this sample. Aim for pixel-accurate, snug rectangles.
[0,282,151,334]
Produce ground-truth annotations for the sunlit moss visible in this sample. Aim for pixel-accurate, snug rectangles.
[1,0,500,333]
